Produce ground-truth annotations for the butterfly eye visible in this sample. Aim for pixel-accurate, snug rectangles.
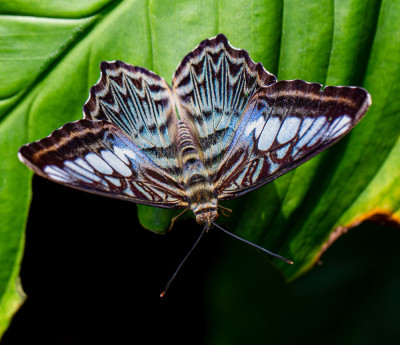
[186,158,197,164]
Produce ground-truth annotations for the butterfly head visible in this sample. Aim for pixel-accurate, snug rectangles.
[195,210,219,227]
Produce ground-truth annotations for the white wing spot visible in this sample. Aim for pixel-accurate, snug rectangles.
[74,158,95,173]
[307,121,331,147]
[258,117,281,151]
[86,153,113,175]
[254,117,266,137]
[267,156,280,174]
[299,117,314,137]
[65,160,101,182]
[44,165,72,183]
[295,116,326,149]
[106,176,122,187]
[277,117,301,144]
[65,167,95,183]
[123,186,135,197]
[244,112,265,137]
[276,144,290,159]
[114,146,136,165]
[101,150,132,177]
[134,183,154,200]
[328,115,351,139]
[251,160,263,184]
[292,116,327,156]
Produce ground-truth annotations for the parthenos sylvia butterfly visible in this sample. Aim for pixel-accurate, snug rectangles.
[18,34,371,293]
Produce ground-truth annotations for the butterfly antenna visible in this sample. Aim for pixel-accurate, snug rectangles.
[212,222,293,265]
[160,225,208,298]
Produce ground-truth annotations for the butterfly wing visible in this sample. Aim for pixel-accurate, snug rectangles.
[172,34,276,178]
[84,60,180,180]
[18,120,188,208]
[215,80,371,200]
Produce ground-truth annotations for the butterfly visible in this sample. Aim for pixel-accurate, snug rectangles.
[18,34,371,279]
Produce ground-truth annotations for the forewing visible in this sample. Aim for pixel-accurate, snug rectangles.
[83,60,180,180]
[215,80,371,200]
[172,34,276,178]
[18,120,188,208]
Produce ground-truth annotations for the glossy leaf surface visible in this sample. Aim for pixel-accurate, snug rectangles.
[1,0,399,338]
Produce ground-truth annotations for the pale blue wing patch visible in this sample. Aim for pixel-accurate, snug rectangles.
[215,80,371,200]
[18,120,188,208]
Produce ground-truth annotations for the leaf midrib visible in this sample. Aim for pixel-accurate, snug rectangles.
[0,0,124,128]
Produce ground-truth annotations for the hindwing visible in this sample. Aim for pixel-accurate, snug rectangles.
[215,80,371,199]
[18,120,188,208]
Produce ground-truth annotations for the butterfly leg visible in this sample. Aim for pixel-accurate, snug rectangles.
[218,205,233,218]
[169,208,190,231]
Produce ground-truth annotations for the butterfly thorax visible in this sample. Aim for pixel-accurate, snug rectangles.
[177,121,218,226]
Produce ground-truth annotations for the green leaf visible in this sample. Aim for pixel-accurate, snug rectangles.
[207,222,400,345]
[1,0,399,338]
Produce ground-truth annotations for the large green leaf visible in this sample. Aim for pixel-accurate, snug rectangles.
[1,0,399,338]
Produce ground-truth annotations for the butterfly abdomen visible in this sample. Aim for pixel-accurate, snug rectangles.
[177,121,218,226]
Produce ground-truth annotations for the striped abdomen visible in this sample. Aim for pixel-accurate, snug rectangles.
[177,121,218,226]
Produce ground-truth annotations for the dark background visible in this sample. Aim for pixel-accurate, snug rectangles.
[2,175,400,345]
[2,176,222,344]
